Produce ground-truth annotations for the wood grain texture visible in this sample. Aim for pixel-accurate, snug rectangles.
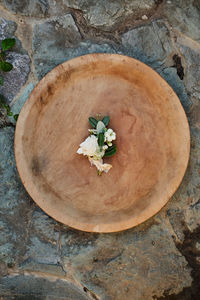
[14,54,190,232]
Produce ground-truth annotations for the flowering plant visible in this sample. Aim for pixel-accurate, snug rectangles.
[77,115,117,175]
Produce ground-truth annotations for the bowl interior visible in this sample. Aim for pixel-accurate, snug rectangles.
[15,54,190,232]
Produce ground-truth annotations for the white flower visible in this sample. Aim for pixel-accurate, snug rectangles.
[77,135,99,157]
[77,135,105,159]
[105,128,116,142]
[103,145,108,150]
[89,158,112,173]
[107,142,112,147]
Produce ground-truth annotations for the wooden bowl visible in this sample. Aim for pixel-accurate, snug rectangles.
[15,54,190,232]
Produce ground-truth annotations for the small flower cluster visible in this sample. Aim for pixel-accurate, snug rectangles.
[77,116,117,174]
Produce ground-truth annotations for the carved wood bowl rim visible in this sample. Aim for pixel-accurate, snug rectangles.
[14,54,190,232]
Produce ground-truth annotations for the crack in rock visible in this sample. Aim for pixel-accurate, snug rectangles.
[154,223,200,299]
[172,54,184,80]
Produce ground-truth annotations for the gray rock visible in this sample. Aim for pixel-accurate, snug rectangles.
[167,127,200,209]
[0,274,89,299]
[19,259,66,277]
[0,18,31,103]
[0,219,15,266]
[0,108,8,128]
[164,0,200,42]
[0,17,27,54]
[24,236,60,265]
[184,200,200,232]
[60,225,99,257]
[83,0,125,28]
[0,127,31,215]
[176,36,200,96]
[2,0,50,17]
[122,20,173,68]
[0,261,8,277]
[0,18,17,39]
[179,127,200,233]
[0,127,32,267]
[163,37,200,240]
[33,14,82,79]
[1,0,72,17]
[166,208,186,242]
[166,125,200,240]
[33,25,121,79]
[187,93,200,128]
[158,67,190,112]
[0,214,28,268]
[33,14,81,49]
[61,219,192,299]
[19,208,63,277]
[64,0,156,28]
[10,82,35,115]
[0,52,30,103]
[6,82,34,125]
[2,0,156,27]
[31,208,59,244]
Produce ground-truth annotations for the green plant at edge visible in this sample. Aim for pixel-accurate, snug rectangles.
[0,38,18,122]
[0,94,18,121]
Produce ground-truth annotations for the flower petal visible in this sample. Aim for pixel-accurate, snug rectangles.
[89,157,112,173]
[77,148,83,154]
[107,128,113,134]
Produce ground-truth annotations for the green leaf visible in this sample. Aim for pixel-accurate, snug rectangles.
[96,121,105,134]
[102,116,110,126]
[0,94,17,120]
[13,114,19,121]
[0,76,3,85]
[98,133,105,147]
[89,117,98,128]
[0,51,5,59]
[0,95,11,114]
[104,144,117,157]
[1,38,16,51]
[0,61,13,72]
[106,144,116,151]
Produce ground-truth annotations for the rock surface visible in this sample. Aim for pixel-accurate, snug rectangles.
[33,38,121,79]
[0,18,31,104]
[121,20,173,67]
[1,0,157,27]
[64,0,157,28]
[0,274,89,299]
[163,0,200,42]
[0,127,32,271]
[0,0,200,299]
[60,218,192,299]
[1,0,50,17]
[0,52,30,103]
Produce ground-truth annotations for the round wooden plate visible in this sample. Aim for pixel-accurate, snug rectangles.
[15,54,190,232]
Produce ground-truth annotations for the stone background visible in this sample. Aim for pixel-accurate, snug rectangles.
[0,0,200,299]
